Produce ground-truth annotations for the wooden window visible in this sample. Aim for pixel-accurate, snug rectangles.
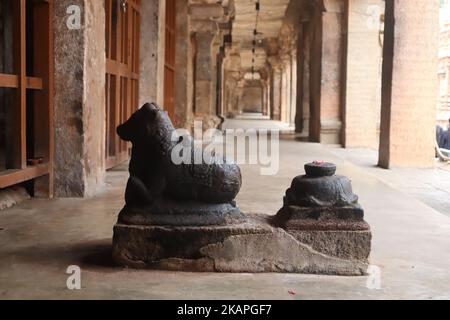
[164,0,176,121]
[105,0,141,169]
[0,0,54,195]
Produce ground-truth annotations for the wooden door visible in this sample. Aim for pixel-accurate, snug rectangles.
[164,0,176,121]
[105,0,140,169]
[0,0,54,196]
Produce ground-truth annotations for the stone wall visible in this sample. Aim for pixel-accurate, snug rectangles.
[53,0,105,197]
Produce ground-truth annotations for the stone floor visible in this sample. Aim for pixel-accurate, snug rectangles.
[1,139,450,299]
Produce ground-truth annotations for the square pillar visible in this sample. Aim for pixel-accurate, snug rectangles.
[190,3,227,129]
[297,22,311,138]
[139,0,166,106]
[53,0,106,197]
[343,0,384,149]
[192,31,223,129]
[319,0,345,144]
[270,60,282,121]
[281,55,292,124]
[378,0,439,168]
[194,32,215,116]
[175,0,194,129]
[290,50,298,127]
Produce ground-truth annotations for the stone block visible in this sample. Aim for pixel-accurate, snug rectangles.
[112,214,369,276]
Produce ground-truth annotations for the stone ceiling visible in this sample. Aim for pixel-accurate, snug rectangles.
[231,0,291,71]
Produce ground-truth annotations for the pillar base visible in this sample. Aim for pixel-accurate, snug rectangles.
[320,120,342,144]
[112,214,370,276]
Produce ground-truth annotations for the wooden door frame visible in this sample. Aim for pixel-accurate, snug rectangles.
[105,0,141,169]
[0,0,54,195]
[164,0,176,121]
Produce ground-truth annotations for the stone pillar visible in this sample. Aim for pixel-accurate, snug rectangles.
[343,0,383,149]
[297,23,310,137]
[222,46,242,118]
[265,80,271,116]
[175,0,193,129]
[319,0,345,144]
[194,32,215,114]
[211,38,223,119]
[139,0,166,106]
[189,3,228,129]
[309,6,323,142]
[281,55,291,124]
[378,0,439,168]
[53,0,106,197]
[290,49,298,127]
[280,63,287,123]
[270,63,282,121]
[261,82,266,116]
[223,70,241,117]
[262,80,270,116]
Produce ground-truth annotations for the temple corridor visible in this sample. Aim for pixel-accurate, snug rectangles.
[1,138,450,299]
[1,0,449,301]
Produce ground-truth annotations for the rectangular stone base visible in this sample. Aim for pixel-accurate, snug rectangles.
[112,214,371,276]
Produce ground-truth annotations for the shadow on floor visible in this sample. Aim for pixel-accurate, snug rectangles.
[1,239,121,273]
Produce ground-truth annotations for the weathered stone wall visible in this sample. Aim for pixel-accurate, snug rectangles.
[53,0,105,197]
[139,0,166,107]
[379,0,439,168]
[343,0,384,149]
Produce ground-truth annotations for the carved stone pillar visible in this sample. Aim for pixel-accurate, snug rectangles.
[194,32,215,115]
[189,2,228,129]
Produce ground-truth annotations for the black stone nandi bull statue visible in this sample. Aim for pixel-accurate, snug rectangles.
[116,103,244,226]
